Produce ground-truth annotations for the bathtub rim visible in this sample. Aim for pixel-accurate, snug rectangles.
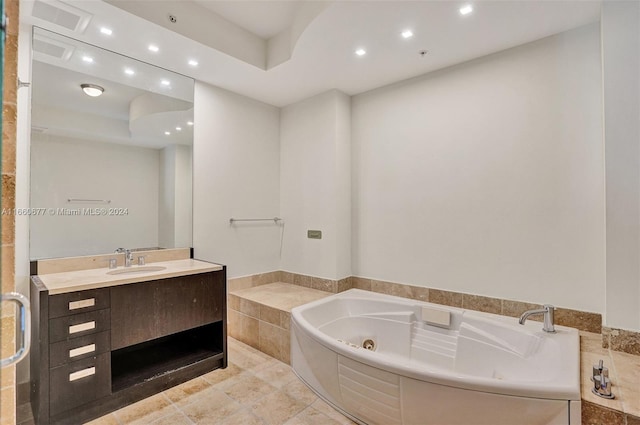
[290,288,581,401]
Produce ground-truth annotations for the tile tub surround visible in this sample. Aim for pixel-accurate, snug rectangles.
[603,327,640,356]
[228,283,331,364]
[580,331,640,424]
[231,271,603,334]
[81,337,355,425]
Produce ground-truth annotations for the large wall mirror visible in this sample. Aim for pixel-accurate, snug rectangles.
[30,28,194,259]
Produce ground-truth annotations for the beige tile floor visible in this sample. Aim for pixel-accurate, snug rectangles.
[86,338,356,425]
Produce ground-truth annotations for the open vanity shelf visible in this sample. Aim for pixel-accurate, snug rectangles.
[29,259,227,425]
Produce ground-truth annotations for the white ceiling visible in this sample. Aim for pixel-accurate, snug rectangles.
[21,0,602,107]
[193,0,300,39]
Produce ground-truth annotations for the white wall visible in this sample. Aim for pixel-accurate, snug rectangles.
[174,144,193,247]
[351,23,605,313]
[280,90,351,280]
[193,82,281,277]
[602,1,640,330]
[30,135,160,258]
[158,145,176,247]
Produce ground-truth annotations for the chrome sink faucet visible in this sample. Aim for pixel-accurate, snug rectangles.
[114,248,133,267]
[518,304,556,333]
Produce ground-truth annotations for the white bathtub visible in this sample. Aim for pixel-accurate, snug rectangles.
[291,289,581,425]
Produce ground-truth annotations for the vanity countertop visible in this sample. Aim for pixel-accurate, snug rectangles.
[37,259,223,294]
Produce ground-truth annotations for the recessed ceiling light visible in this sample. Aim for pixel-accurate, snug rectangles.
[355,48,366,56]
[188,59,198,67]
[161,79,170,86]
[459,4,473,15]
[401,30,414,39]
[164,131,171,136]
[80,84,104,97]
[100,27,112,36]
[148,44,159,52]
[187,121,194,126]
[176,126,182,131]
[124,68,135,76]
[82,56,94,63]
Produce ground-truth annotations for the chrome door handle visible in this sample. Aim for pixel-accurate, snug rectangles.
[1,292,31,367]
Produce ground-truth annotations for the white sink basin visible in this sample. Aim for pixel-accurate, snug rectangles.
[107,266,166,275]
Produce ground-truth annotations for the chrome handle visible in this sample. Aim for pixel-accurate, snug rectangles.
[0,292,31,367]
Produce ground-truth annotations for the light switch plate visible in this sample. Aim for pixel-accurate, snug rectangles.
[307,230,322,239]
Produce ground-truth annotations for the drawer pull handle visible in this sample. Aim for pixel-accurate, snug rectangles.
[69,321,95,334]
[69,344,96,358]
[69,367,95,382]
[69,298,95,310]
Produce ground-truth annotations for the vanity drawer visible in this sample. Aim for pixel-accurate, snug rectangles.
[49,353,111,417]
[49,309,110,343]
[49,288,110,319]
[50,330,110,368]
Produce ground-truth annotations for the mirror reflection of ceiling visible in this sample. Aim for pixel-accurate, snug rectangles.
[21,0,601,107]
[31,28,194,148]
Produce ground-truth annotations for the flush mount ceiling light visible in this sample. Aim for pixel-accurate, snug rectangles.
[148,44,159,52]
[401,30,414,39]
[355,48,366,56]
[100,27,112,35]
[188,59,198,67]
[176,126,182,131]
[187,121,194,126]
[81,84,104,97]
[124,68,135,76]
[161,79,170,86]
[82,56,94,63]
[459,4,473,15]
[164,131,171,135]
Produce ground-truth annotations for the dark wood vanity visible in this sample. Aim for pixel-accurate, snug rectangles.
[29,264,227,424]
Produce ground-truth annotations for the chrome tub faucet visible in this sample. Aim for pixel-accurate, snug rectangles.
[518,304,556,333]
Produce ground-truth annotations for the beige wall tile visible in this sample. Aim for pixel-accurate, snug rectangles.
[408,285,429,302]
[370,279,394,295]
[0,362,14,389]
[252,271,280,287]
[1,100,16,176]
[5,0,19,37]
[351,277,372,291]
[337,277,352,292]
[228,294,240,311]
[581,400,626,425]
[259,304,281,327]
[0,316,15,359]
[627,414,640,425]
[293,273,312,288]
[311,277,337,293]
[0,386,15,425]
[228,276,254,293]
[429,289,463,308]
[281,311,291,330]
[258,321,286,361]
[555,308,601,333]
[462,293,501,314]
[1,245,15,295]
[603,327,640,355]
[2,38,17,109]
[502,300,542,318]
[281,271,295,284]
[239,299,260,318]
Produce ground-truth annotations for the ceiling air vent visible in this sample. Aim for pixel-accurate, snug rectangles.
[31,0,92,33]
[32,33,75,61]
